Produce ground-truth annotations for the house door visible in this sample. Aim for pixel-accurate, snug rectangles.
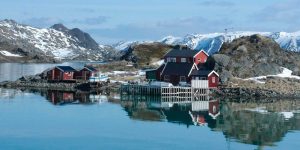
[83,71,89,80]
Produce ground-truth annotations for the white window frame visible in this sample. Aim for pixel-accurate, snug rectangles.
[181,58,187,63]
[212,76,216,83]
[167,57,176,62]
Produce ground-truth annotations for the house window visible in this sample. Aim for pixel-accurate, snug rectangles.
[164,75,170,81]
[200,77,207,80]
[180,76,186,82]
[198,58,201,62]
[181,58,186,63]
[212,77,216,83]
[167,57,176,62]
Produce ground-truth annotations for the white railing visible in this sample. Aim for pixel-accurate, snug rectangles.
[191,80,208,88]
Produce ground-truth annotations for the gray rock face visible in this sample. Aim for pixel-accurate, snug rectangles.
[51,24,99,50]
[0,19,118,62]
[212,34,300,82]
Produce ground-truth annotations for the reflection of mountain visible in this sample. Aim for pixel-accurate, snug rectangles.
[0,88,24,99]
[216,100,300,147]
[121,94,300,147]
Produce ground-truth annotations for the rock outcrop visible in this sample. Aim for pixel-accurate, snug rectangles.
[212,34,300,82]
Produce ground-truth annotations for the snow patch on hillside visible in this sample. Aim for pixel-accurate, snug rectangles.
[0,50,23,57]
[245,67,300,84]
[152,59,164,66]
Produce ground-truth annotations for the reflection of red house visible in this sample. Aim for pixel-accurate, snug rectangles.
[75,66,98,80]
[63,93,74,101]
[47,90,75,105]
[209,99,220,119]
[47,66,76,81]
[197,115,206,125]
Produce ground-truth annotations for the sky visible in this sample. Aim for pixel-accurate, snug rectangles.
[0,0,299,44]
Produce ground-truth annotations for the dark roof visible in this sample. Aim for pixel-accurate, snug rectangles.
[164,49,199,57]
[190,69,212,77]
[157,63,165,71]
[56,66,76,72]
[161,62,194,76]
[84,66,97,72]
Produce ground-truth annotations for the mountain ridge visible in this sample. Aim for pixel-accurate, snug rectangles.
[113,31,300,55]
[0,19,117,62]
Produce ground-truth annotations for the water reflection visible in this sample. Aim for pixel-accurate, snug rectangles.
[0,88,108,105]
[1,88,300,148]
[120,93,300,147]
[121,94,220,128]
[44,90,108,105]
[218,100,300,147]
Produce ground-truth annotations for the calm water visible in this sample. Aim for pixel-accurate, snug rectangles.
[0,88,300,150]
[0,63,300,150]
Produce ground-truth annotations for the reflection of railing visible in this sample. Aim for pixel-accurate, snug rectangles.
[120,84,161,95]
[121,83,210,101]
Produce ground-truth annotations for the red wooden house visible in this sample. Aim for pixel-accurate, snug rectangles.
[75,66,98,80]
[163,49,208,65]
[190,70,219,88]
[146,47,219,88]
[47,66,76,81]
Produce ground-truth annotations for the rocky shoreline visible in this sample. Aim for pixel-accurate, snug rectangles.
[214,87,300,99]
[1,73,300,99]
[212,76,300,99]
[0,77,121,94]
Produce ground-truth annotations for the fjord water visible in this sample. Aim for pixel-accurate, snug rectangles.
[0,63,300,150]
[0,88,300,150]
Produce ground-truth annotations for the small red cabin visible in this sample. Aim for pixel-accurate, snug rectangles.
[47,66,76,81]
[191,70,219,88]
[194,50,209,65]
[75,66,98,80]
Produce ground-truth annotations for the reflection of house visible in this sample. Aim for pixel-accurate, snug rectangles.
[121,93,220,128]
[47,66,76,81]
[209,99,220,119]
[47,90,75,105]
[46,90,107,105]
[146,47,219,88]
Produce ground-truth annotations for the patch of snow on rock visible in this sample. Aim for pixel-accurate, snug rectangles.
[245,67,300,83]
[152,59,164,66]
[0,50,23,57]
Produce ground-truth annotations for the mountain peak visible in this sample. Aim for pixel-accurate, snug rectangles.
[50,23,69,32]
[0,19,18,27]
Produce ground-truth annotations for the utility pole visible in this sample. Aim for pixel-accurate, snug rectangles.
[224,28,234,42]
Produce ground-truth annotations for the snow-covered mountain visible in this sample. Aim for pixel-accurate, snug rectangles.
[0,19,115,61]
[113,31,300,55]
[161,31,300,54]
